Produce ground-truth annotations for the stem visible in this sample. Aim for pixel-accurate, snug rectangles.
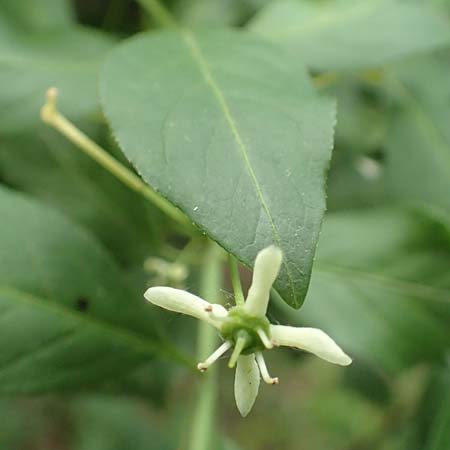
[137,0,177,28]
[40,88,194,233]
[188,242,223,450]
[228,254,245,306]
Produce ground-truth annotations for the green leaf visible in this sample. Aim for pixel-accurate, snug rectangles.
[0,126,165,266]
[0,0,73,31]
[249,0,450,71]
[384,56,450,227]
[320,78,389,211]
[0,187,185,393]
[276,209,450,372]
[100,29,336,308]
[421,364,450,450]
[0,14,112,134]
[72,396,171,450]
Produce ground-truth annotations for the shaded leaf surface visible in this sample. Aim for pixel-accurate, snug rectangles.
[101,29,335,308]
[0,126,164,266]
[0,0,73,31]
[249,0,450,71]
[73,396,170,450]
[0,187,179,393]
[277,209,450,372]
[422,365,450,450]
[384,56,450,226]
[0,10,112,134]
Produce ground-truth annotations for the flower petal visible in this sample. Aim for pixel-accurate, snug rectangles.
[234,354,260,417]
[244,245,282,317]
[144,287,227,328]
[270,325,352,366]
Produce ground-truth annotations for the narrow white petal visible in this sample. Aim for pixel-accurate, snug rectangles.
[234,354,260,417]
[244,246,282,317]
[144,287,227,328]
[270,325,352,366]
[204,304,228,321]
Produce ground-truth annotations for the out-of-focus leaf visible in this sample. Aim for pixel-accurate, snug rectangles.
[72,396,170,450]
[175,0,250,26]
[249,0,450,71]
[421,364,450,450]
[0,187,186,393]
[0,398,69,449]
[0,126,163,266]
[0,0,73,30]
[0,12,112,134]
[175,0,270,27]
[384,56,450,226]
[276,209,450,372]
[343,360,391,404]
[322,77,389,210]
[101,29,336,308]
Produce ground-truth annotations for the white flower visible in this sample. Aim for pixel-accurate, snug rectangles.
[144,246,352,417]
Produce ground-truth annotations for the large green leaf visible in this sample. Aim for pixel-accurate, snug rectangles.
[100,29,335,308]
[249,0,450,71]
[276,209,450,372]
[0,13,112,134]
[384,56,450,226]
[0,187,184,393]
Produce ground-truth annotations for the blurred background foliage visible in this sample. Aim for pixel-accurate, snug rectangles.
[0,0,449,449]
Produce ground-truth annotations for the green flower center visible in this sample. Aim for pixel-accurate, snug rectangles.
[219,306,271,354]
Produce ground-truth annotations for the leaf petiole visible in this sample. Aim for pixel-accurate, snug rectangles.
[40,87,195,234]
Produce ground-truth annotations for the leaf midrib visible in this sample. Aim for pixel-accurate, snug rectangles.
[180,29,296,298]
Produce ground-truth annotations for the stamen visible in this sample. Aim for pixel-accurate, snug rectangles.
[256,328,274,349]
[228,334,248,368]
[197,341,232,372]
[256,352,279,385]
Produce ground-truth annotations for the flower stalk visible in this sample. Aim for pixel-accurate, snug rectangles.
[188,242,223,450]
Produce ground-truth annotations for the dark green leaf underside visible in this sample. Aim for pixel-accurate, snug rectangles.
[0,187,182,393]
[101,28,336,308]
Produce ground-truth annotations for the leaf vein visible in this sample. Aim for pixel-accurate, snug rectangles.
[181,30,296,297]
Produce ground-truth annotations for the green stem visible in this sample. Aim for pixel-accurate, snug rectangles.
[188,242,223,450]
[228,254,245,306]
[137,0,177,28]
[40,88,195,234]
